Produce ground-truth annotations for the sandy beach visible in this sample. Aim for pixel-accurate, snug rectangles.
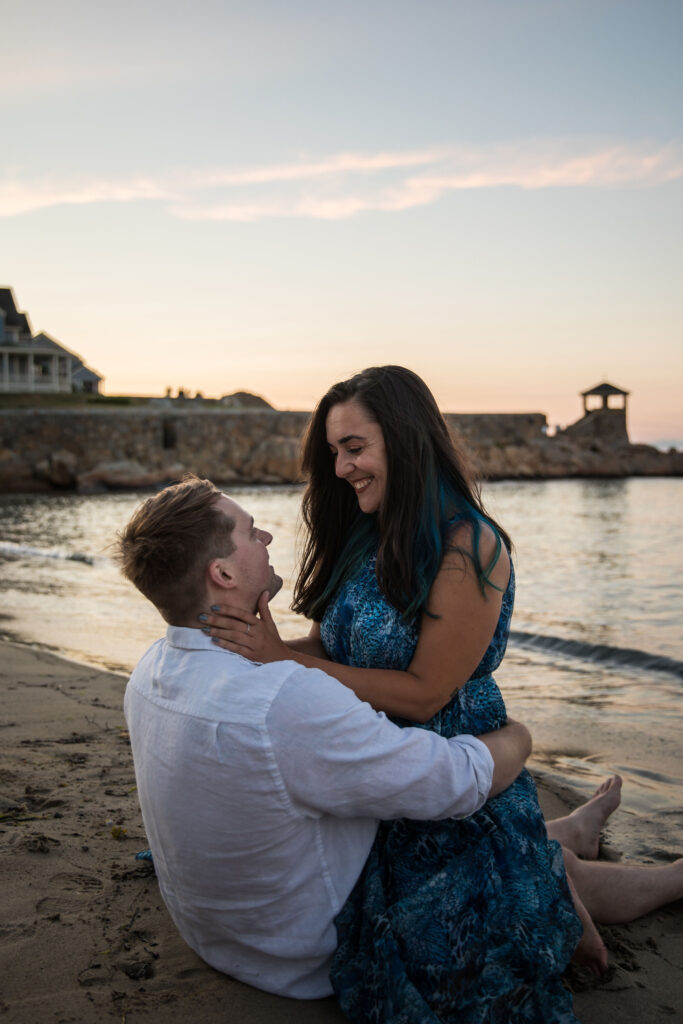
[1,640,681,1024]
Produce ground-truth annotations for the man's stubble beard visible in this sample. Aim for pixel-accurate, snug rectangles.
[268,570,283,600]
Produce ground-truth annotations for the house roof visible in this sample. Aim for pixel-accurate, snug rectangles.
[581,382,629,398]
[72,364,103,383]
[0,287,32,336]
[0,290,104,386]
[30,331,80,356]
[2,331,103,379]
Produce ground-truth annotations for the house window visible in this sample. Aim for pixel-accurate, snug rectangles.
[9,353,28,378]
[34,355,52,378]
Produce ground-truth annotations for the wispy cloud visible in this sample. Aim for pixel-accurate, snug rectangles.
[2,141,681,221]
[0,177,177,217]
[198,149,442,186]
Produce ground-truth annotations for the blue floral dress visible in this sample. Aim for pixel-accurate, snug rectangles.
[321,554,582,1024]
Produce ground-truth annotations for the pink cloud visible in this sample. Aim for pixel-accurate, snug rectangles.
[2,141,681,221]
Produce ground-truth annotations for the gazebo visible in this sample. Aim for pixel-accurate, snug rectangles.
[581,382,629,415]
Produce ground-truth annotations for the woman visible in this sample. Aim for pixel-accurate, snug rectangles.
[203,366,682,1023]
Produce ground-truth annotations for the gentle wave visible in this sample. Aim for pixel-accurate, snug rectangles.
[510,630,683,680]
[0,542,95,566]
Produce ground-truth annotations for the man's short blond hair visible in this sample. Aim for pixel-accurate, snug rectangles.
[115,475,235,624]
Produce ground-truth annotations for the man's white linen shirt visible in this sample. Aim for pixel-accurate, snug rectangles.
[124,627,494,999]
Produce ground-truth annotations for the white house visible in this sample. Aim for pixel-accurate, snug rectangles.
[0,287,103,394]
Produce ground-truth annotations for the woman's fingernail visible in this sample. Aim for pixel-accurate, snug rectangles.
[210,605,221,613]
[201,626,211,635]
[197,613,208,623]
[211,637,221,644]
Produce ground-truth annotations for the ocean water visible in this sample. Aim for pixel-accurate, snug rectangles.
[1,478,681,863]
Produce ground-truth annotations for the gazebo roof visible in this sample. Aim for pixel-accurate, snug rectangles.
[581,381,629,398]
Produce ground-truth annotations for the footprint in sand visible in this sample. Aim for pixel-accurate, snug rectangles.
[23,834,61,854]
[35,871,103,914]
[175,966,209,980]
[77,962,114,987]
[0,922,36,946]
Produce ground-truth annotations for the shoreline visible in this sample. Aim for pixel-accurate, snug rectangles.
[1,640,682,1022]
[2,468,683,498]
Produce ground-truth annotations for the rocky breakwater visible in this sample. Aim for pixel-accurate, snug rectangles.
[450,409,683,480]
[0,407,311,494]
[468,434,683,480]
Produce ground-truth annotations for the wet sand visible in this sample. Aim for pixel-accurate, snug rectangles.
[1,640,681,1023]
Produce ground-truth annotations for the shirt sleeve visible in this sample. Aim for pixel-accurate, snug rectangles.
[267,663,494,821]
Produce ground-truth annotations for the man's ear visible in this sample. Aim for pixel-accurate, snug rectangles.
[207,558,237,592]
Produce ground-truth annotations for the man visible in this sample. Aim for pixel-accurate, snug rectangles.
[117,476,532,999]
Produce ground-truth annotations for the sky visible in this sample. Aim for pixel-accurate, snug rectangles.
[2,0,682,443]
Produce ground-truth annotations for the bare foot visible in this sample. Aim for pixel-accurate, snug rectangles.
[573,918,609,977]
[546,775,622,860]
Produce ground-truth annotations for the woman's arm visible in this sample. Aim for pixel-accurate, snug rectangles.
[204,524,509,723]
[285,622,329,659]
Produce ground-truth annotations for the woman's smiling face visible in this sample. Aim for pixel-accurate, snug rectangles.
[325,399,388,515]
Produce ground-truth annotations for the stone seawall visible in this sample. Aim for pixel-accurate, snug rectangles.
[0,408,310,493]
[444,412,547,446]
[1,407,681,493]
